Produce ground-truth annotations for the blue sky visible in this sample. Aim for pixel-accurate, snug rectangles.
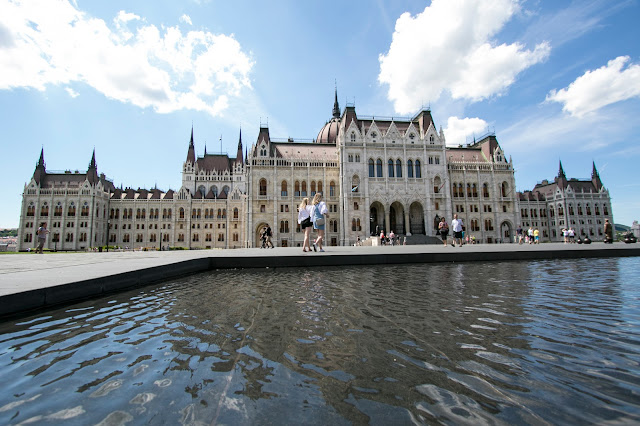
[1,0,639,228]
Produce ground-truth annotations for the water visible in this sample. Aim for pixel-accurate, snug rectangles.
[1,258,639,425]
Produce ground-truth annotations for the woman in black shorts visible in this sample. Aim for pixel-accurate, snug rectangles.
[298,197,313,252]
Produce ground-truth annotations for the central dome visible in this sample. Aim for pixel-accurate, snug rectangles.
[316,117,340,144]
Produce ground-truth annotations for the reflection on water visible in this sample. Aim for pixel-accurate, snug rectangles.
[1,258,639,424]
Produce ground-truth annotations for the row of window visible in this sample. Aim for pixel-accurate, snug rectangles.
[27,204,102,218]
[368,159,423,179]
[269,180,338,198]
[452,182,511,199]
[349,131,437,144]
[454,204,497,213]
[523,204,610,218]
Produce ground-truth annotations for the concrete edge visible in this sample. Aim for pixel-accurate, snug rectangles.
[2,247,639,319]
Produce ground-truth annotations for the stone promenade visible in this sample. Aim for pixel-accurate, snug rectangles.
[1,243,638,318]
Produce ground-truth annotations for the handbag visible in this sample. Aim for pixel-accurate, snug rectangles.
[314,205,325,226]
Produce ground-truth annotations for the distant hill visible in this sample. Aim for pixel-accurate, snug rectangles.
[0,229,18,237]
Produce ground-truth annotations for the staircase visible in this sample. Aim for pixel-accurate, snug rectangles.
[360,234,443,246]
[403,234,443,245]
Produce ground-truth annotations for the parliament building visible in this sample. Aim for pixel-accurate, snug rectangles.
[17,90,613,250]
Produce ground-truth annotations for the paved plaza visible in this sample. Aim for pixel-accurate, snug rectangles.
[1,243,638,318]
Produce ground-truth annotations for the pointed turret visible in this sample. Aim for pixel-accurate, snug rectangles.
[236,128,243,164]
[592,161,603,191]
[33,147,46,186]
[558,160,566,179]
[186,126,196,164]
[87,149,99,185]
[556,160,567,189]
[332,84,340,118]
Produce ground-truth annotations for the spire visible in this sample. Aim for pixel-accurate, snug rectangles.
[204,144,207,156]
[89,148,97,169]
[33,147,46,185]
[332,83,340,118]
[558,160,566,179]
[236,128,243,164]
[556,160,567,189]
[592,161,603,190]
[38,147,45,167]
[186,125,196,164]
[87,148,99,185]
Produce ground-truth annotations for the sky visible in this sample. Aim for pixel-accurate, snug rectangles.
[1,0,639,228]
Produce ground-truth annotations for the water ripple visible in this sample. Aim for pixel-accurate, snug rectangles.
[0,258,638,424]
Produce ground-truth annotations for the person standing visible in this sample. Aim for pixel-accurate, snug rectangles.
[604,219,613,243]
[528,226,534,244]
[298,198,313,252]
[534,228,540,244]
[389,230,395,246]
[265,224,274,248]
[451,214,463,247]
[36,222,49,254]
[311,192,328,252]
[438,217,449,246]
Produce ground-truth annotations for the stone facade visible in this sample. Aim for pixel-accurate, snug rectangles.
[18,90,613,250]
[517,162,613,242]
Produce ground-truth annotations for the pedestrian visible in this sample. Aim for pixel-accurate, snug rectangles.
[380,230,385,245]
[438,217,449,246]
[516,225,523,244]
[311,192,328,252]
[298,197,313,252]
[260,227,267,248]
[451,214,464,247]
[356,235,361,246]
[604,219,613,243]
[265,224,274,248]
[389,230,395,246]
[36,222,49,254]
[403,236,407,245]
[562,228,568,243]
[568,228,575,243]
[534,228,540,244]
[528,227,534,244]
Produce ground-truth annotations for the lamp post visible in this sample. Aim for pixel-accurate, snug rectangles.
[106,219,110,252]
[159,231,162,251]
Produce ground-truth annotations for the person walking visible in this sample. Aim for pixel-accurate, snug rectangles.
[451,214,463,247]
[311,193,328,252]
[534,228,540,244]
[389,230,395,246]
[516,225,523,244]
[298,197,313,252]
[528,227,534,244]
[438,217,449,246]
[265,224,274,248]
[36,222,49,254]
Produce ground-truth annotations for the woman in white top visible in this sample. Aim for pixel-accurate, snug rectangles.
[297,197,313,252]
[311,192,329,252]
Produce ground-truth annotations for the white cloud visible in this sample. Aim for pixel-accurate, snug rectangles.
[65,87,79,98]
[443,116,489,146]
[0,0,253,117]
[378,0,550,114]
[546,56,640,118]
[180,14,193,26]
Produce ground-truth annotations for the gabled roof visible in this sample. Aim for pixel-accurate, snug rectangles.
[196,154,234,173]
[273,142,337,160]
